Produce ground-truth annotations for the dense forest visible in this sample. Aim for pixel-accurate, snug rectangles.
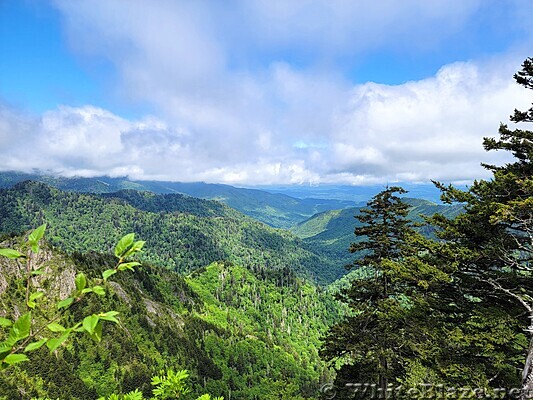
[0,182,459,284]
[0,58,531,399]
[0,182,342,282]
[0,234,340,399]
[291,198,463,269]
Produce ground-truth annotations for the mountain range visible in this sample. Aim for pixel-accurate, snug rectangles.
[292,197,464,269]
[0,177,462,283]
[0,181,344,282]
[0,174,464,399]
[0,172,354,229]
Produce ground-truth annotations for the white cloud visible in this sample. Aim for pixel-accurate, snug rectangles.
[326,59,531,183]
[1,105,184,179]
[1,58,530,184]
[2,1,532,185]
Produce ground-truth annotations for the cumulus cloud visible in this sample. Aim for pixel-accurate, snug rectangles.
[2,1,531,185]
[1,105,167,178]
[0,104,318,183]
[2,58,530,184]
[325,60,532,183]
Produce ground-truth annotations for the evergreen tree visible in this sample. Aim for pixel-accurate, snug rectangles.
[321,187,450,397]
[348,186,410,274]
[429,57,533,393]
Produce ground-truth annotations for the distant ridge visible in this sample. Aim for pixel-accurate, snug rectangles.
[0,171,353,228]
[0,180,344,282]
[292,198,464,268]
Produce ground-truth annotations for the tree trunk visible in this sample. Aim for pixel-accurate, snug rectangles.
[379,358,388,399]
[521,317,533,400]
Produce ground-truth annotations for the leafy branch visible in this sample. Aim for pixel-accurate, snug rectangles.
[0,225,145,369]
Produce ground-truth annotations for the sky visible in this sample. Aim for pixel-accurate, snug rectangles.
[1,0,532,186]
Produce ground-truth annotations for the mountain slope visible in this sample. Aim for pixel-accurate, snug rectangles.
[292,198,463,268]
[0,171,353,228]
[0,181,343,282]
[0,237,339,399]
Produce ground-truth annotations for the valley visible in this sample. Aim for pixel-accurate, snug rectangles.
[2,3,531,399]
[0,172,355,229]
[0,178,463,399]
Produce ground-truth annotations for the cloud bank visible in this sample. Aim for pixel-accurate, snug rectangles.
[2,1,532,185]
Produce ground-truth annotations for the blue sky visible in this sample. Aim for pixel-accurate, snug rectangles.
[1,1,94,111]
[1,0,532,185]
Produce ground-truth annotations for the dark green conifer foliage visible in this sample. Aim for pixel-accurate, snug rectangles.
[348,186,410,272]
[321,187,436,397]
[428,57,533,392]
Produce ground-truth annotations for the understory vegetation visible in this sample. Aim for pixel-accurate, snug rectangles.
[0,230,339,399]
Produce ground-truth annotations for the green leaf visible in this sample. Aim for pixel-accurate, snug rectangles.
[98,311,119,324]
[5,329,18,347]
[132,240,145,251]
[0,318,12,327]
[28,292,44,308]
[47,323,66,333]
[11,313,31,342]
[82,315,99,335]
[29,292,44,301]
[122,389,144,400]
[28,224,46,253]
[30,269,46,276]
[75,273,87,292]
[123,240,145,258]
[102,269,117,281]
[46,333,69,352]
[0,248,24,259]
[91,286,105,296]
[117,262,141,272]
[88,321,103,342]
[0,344,11,357]
[57,297,74,310]
[114,233,135,258]
[24,338,47,352]
[28,224,46,243]
[3,353,28,364]
[100,311,119,317]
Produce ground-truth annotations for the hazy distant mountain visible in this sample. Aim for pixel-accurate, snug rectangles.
[0,171,354,228]
[253,183,462,203]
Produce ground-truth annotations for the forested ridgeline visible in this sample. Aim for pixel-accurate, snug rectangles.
[0,181,466,286]
[0,173,354,229]
[0,182,342,282]
[292,197,464,269]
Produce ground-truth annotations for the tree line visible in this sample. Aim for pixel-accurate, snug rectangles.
[322,58,533,398]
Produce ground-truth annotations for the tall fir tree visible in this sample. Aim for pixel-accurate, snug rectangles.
[321,187,452,398]
[428,57,533,393]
